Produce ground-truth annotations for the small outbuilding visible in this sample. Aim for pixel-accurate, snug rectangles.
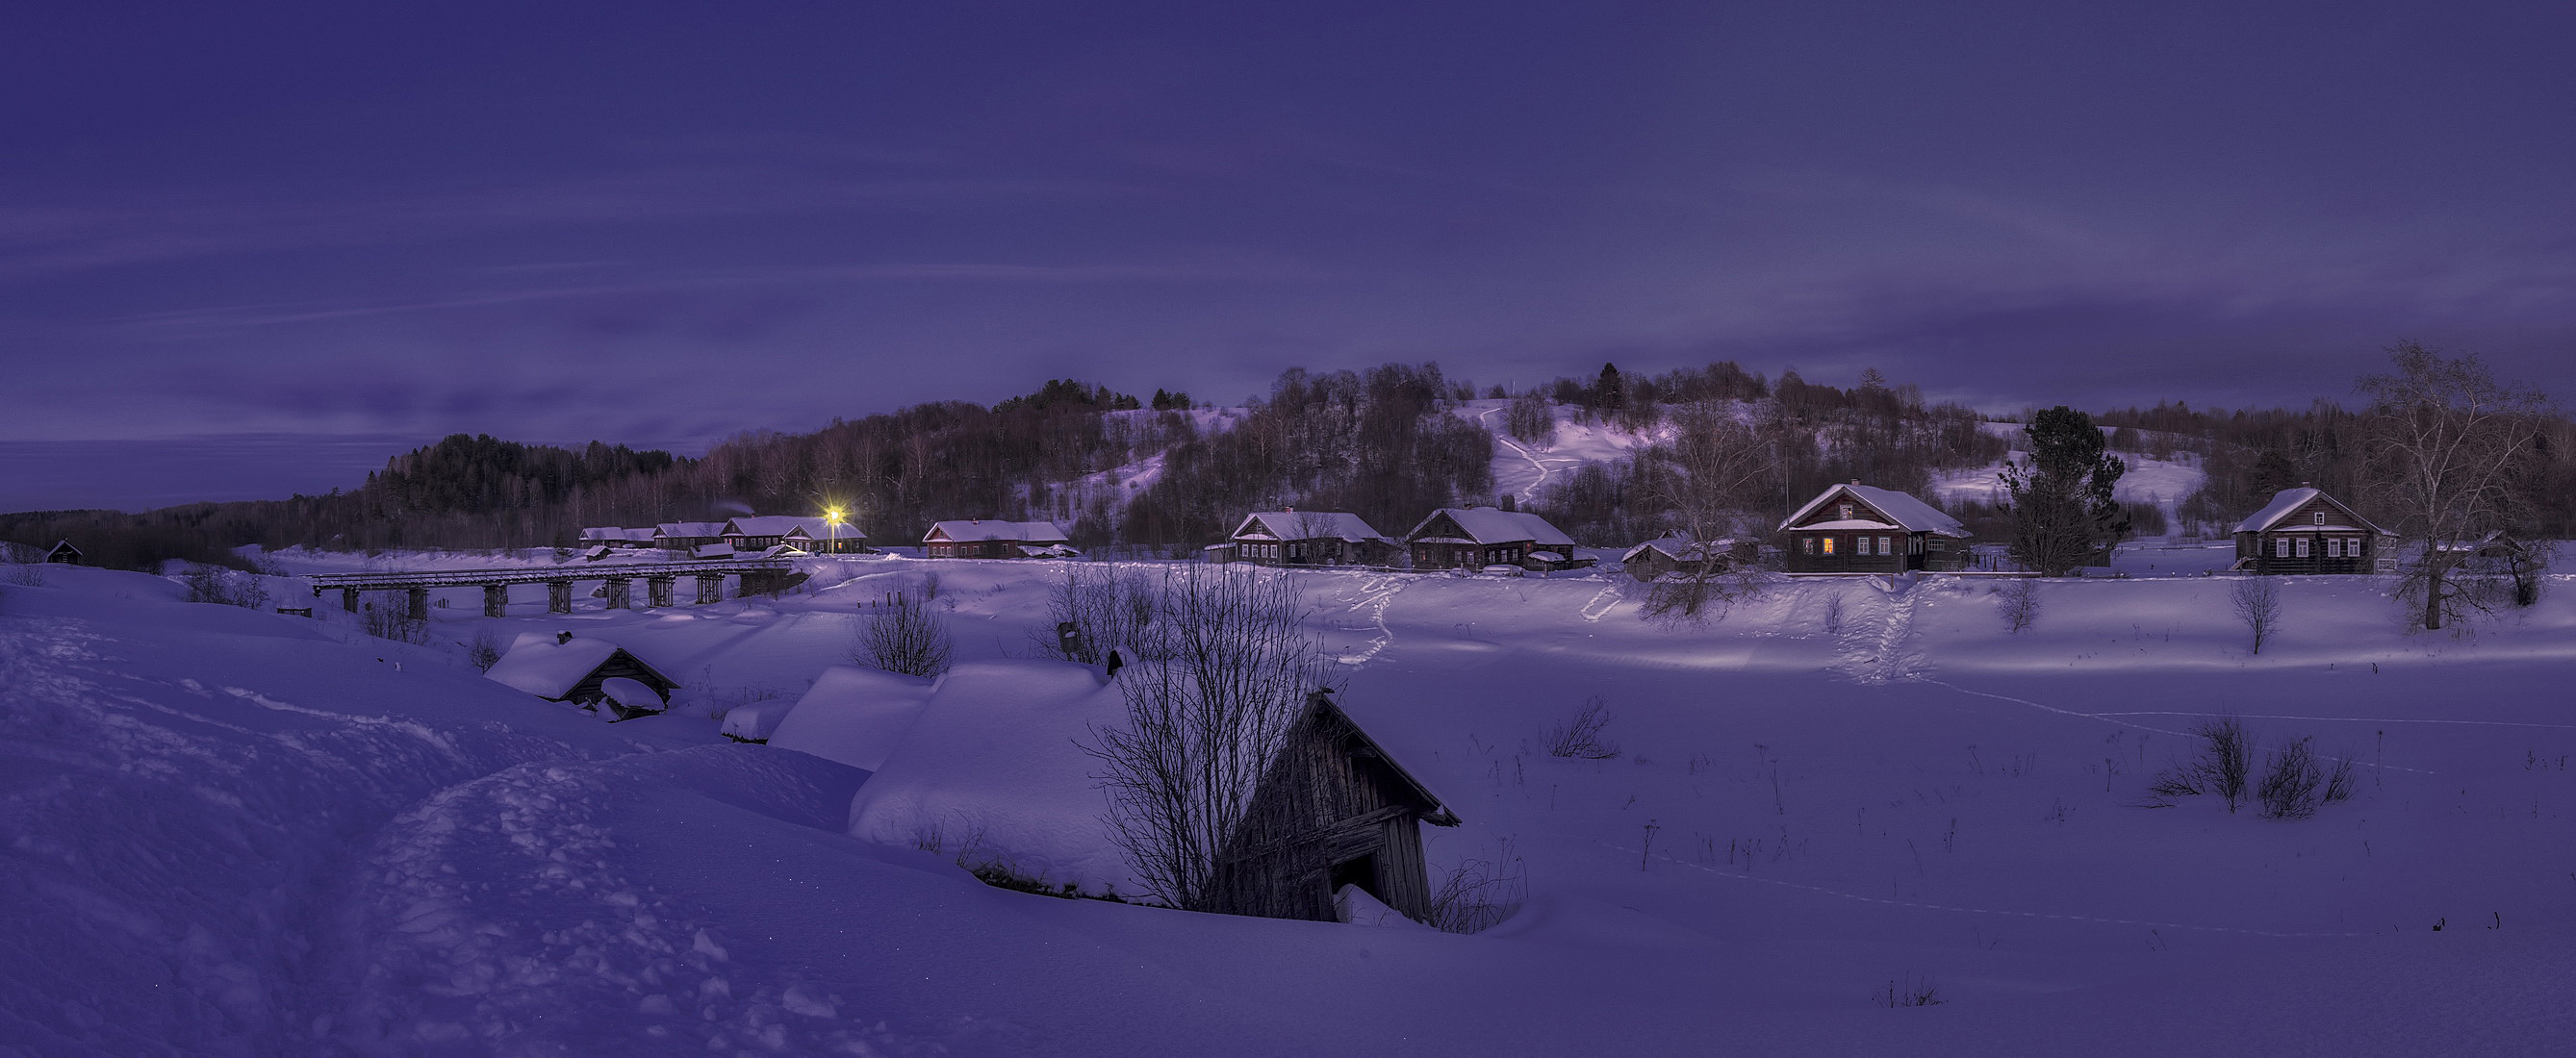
[1224,510,1400,567]
[1404,507,1581,571]
[844,659,1458,923]
[2232,486,2394,574]
[43,540,82,565]
[922,519,1076,559]
[484,632,681,718]
[1778,482,1971,573]
[1620,537,1756,582]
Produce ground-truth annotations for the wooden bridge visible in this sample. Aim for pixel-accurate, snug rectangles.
[304,558,803,618]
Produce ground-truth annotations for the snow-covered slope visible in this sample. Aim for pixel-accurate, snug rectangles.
[8,556,2574,1054]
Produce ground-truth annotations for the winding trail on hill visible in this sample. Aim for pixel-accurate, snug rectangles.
[1476,406,1579,502]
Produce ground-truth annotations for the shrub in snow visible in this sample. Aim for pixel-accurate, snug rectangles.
[2150,717,2251,812]
[1039,563,1156,666]
[1425,838,1526,935]
[467,628,502,672]
[1875,974,1945,1007]
[2256,737,2357,819]
[1996,578,2040,634]
[359,601,428,644]
[2230,577,2283,654]
[179,564,268,610]
[855,589,953,677]
[2,561,44,587]
[1542,696,1620,760]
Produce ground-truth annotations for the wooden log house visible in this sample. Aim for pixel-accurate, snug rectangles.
[1619,537,1756,582]
[1207,689,1460,921]
[1222,510,1399,567]
[1404,507,1583,571]
[1778,482,1972,573]
[922,519,1076,559]
[2232,486,2394,574]
[483,632,681,716]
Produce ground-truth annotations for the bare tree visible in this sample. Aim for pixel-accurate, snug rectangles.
[1997,577,2041,633]
[856,588,953,677]
[1036,563,1156,664]
[2358,342,2553,631]
[1085,566,1328,911]
[2230,577,2283,654]
[1636,399,1779,621]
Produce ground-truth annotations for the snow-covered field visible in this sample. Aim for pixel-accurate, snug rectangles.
[7,554,2574,1055]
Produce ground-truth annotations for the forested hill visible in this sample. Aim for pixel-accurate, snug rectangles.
[8,361,2575,571]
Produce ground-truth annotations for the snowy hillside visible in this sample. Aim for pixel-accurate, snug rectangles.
[1454,398,1671,503]
[7,555,2574,1054]
[1930,422,2210,534]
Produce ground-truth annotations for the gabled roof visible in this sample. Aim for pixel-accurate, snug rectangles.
[1300,691,1456,827]
[1620,537,1743,564]
[1232,511,1387,542]
[1778,484,1968,538]
[579,527,626,542]
[654,521,728,539]
[484,634,676,701]
[1405,507,1575,547]
[726,515,849,540]
[44,539,80,558]
[2232,487,2392,535]
[924,519,1070,543]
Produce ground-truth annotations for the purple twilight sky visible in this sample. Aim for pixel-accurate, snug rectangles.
[6,2,2575,512]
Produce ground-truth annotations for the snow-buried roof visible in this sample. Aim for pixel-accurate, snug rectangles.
[767,665,938,771]
[1778,484,1968,537]
[846,660,1137,894]
[483,633,668,700]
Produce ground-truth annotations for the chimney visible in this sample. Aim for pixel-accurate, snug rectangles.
[1499,494,1518,513]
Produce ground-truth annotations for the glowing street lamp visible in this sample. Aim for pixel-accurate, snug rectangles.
[825,507,846,553]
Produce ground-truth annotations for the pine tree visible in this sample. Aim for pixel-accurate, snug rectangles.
[2003,407,2128,575]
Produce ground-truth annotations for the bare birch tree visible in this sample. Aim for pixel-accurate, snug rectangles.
[2357,342,2552,631]
[1636,399,1778,621]
[2230,576,2282,654]
[1085,566,1329,911]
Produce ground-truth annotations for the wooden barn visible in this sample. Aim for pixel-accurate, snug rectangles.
[483,632,681,717]
[1206,689,1459,921]
[842,660,1458,924]
[2232,486,2394,574]
[1620,537,1756,582]
[652,521,728,552]
[43,540,82,565]
[1223,510,1400,567]
[1404,507,1583,571]
[922,519,1076,559]
[1778,482,1971,573]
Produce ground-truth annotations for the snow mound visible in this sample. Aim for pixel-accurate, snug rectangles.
[766,665,937,770]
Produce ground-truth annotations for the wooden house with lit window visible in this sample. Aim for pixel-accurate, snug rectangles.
[1223,511,1400,567]
[2232,487,2393,574]
[1778,482,1971,573]
[1404,507,1584,571]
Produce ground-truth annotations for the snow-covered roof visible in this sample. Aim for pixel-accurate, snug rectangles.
[656,521,727,539]
[844,660,1449,897]
[846,660,1135,893]
[579,527,625,542]
[600,677,663,709]
[1621,537,1743,563]
[484,634,670,701]
[767,666,939,771]
[727,515,852,540]
[621,528,659,542]
[691,543,736,559]
[1232,511,1387,543]
[2232,488,2391,536]
[1778,485,1968,538]
[925,519,1070,543]
[1406,507,1575,547]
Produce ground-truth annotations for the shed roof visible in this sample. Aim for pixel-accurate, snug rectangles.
[1778,484,1968,537]
[2232,487,2392,536]
[925,519,1070,543]
[844,660,1451,896]
[1232,511,1387,542]
[1407,507,1574,547]
[484,634,674,700]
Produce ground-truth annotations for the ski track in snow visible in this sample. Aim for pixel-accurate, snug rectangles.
[1922,680,2436,774]
[1603,841,2373,939]
[1577,584,1622,622]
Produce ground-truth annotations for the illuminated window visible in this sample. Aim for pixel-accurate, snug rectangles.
[1839,503,1854,520]
[1822,537,1837,555]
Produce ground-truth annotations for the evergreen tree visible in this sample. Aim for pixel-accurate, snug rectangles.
[2002,407,2129,575]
